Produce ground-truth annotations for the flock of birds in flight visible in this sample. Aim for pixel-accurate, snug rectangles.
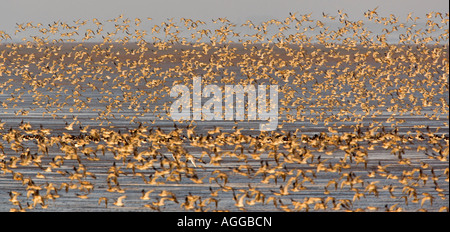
[0,9,448,212]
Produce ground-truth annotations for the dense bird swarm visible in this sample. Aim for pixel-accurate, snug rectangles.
[0,10,448,212]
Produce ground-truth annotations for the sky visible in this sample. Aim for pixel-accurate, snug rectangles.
[0,0,448,40]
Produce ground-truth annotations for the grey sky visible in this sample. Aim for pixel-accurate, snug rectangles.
[0,0,448,37]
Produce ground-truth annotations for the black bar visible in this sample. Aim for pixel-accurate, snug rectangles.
[4,212,448,231]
